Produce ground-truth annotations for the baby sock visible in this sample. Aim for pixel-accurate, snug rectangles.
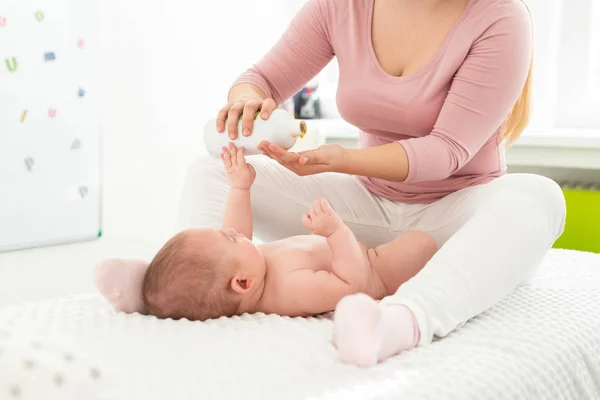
[332,293,419,368]
[93,259,149,314]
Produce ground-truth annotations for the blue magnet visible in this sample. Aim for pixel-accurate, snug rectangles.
[24,157,34,172]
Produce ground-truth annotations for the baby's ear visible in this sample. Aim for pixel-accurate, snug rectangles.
[231,276,255,294]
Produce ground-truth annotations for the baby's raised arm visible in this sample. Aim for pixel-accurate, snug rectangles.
[303,199,369,289]
[288,199,370,314]
[220,144,255,239]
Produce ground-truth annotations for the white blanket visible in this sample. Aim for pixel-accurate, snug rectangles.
[1,249,600,400]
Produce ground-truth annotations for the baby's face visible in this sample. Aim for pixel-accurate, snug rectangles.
[186,228,265,280]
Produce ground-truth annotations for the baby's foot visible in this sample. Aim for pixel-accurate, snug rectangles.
[332,293,418,367]
[332,293,383,367]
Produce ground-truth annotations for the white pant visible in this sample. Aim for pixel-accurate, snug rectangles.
[176,156,566,345]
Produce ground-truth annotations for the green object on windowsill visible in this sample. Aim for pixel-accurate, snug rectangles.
[553,188,600,253]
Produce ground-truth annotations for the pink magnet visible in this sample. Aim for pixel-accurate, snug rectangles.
[48,108,57,118]
[78,39,85,49]
[0,17,6,27]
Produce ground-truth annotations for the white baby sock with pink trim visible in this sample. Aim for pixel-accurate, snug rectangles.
[332,293,419,367]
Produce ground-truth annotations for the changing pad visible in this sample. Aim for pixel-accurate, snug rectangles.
[1,249,600,400]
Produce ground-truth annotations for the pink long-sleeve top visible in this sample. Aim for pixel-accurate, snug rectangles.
[232,0,532,204]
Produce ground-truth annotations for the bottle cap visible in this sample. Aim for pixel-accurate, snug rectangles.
[298,121,307,138]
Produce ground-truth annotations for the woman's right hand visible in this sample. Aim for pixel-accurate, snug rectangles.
[216,96,277,140]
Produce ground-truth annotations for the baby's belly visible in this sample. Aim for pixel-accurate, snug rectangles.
[273,235,373,278]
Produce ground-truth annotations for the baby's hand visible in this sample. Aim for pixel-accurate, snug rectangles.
[222,143,256,190]
[302,198,344,237]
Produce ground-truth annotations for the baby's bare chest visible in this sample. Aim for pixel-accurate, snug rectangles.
[262,235,333,272]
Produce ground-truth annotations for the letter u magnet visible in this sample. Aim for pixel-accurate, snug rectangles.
[6,57,17,72]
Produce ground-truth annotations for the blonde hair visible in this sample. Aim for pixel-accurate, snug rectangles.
[501,59,533,146]
[501,7,534,146]
[142,231,242,321]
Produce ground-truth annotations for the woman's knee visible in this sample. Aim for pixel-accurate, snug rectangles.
[183,156,226,188]
[487,173,567,239]
[176,156,228,230]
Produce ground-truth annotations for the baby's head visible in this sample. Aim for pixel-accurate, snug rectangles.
[142,227,265,321]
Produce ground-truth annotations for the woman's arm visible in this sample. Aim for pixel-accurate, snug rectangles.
[330,3,533,182]
[228,83,267,103]
[259,141,410,180]
[219,0,336,139]
[341,143,410,182]
[228,0,335,106]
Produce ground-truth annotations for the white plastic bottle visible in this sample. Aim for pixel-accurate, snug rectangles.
[203,109,307,157]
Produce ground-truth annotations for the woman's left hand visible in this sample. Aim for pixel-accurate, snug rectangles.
[258,142,347,176]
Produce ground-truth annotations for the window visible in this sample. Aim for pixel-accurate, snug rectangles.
[284,0,600,137]
[528,0,600,131]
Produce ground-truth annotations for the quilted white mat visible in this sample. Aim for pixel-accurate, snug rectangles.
[1,249,600,400]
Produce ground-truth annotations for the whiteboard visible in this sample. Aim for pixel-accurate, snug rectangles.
[0,0,102,252]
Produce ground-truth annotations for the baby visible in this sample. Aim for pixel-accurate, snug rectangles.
[94,144,438,321]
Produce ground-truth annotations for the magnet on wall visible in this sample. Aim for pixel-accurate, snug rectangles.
[5,57,17,72]
[0,16,7,27]
[78,88,85,98]
[44,52,56,61]
[48,108,56,118]
[77,39,85,49]
[20,110,28,123]
[78,186,88,199]
[35,11,44,22]
[24,157,34,172]
[71,139,81,150]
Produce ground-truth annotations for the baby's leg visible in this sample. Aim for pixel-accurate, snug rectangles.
[333,232,437,367]
[368,231,438,296]
[333,293,417,367]
[335,174,565,368]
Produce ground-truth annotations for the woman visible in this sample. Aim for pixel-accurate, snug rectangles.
[178,0,566,367]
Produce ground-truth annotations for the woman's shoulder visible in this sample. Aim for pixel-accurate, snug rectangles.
[300,0,361,24]
[294,0,367,42]
[462,0,532,40]
[468,0,531,26]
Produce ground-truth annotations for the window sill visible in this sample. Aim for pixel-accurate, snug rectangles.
[515,129,600,149]
[507,129,600,171]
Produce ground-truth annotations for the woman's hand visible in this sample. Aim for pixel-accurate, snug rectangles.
[258,142,348,176]
[216,96,278,140]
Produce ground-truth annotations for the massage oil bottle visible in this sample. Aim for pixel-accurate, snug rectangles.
[203,109,307,157]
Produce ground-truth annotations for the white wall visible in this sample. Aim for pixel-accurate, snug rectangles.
[0,0,292,306]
